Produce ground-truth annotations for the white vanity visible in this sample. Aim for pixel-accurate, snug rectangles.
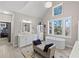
[17,33,43,47]
[18,33,33,47]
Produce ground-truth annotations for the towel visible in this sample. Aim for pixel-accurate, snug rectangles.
[43,43,53,52]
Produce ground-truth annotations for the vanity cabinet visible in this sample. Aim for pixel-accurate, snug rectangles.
[17,33,43,47]
[18,35,32,47]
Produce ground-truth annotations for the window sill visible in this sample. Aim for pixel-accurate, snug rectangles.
[47,34,71,39]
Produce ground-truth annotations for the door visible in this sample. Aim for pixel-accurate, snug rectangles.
[6,22,11,42]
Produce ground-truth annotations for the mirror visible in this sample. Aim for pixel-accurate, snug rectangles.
[22,20,31,33]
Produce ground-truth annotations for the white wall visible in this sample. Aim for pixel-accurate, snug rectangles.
[42,2,79,48]
[0,13,12,22]
[12,12,42,46]
[0,10,42,47]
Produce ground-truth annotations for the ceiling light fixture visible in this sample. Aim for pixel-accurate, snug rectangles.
[45,2,52,8]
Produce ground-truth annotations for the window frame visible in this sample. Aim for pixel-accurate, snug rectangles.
[48,16,72,38]
[52,3,63,16]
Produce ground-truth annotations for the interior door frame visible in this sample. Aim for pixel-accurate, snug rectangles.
[0,21,11,41]
[0,12,15,47]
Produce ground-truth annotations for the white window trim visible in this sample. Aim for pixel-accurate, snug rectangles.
[52,3,63,16]
[48,16,72,39]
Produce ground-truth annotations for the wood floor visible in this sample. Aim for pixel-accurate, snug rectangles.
[20,44,72,58]
[0,38,24,58]
[0,38,72,58]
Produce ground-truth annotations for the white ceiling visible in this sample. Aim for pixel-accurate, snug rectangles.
[0,1,49,18]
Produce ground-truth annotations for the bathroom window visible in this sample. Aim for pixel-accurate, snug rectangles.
[52,3,63,16]
[54,20,62,35]
[65,17,72,36]
[48,16,72,37]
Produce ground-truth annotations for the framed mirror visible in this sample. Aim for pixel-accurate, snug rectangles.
[22,20,32,33]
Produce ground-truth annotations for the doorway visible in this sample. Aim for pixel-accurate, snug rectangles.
[0,22,11,43]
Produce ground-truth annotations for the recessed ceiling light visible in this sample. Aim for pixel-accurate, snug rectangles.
[45,2,52,8]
